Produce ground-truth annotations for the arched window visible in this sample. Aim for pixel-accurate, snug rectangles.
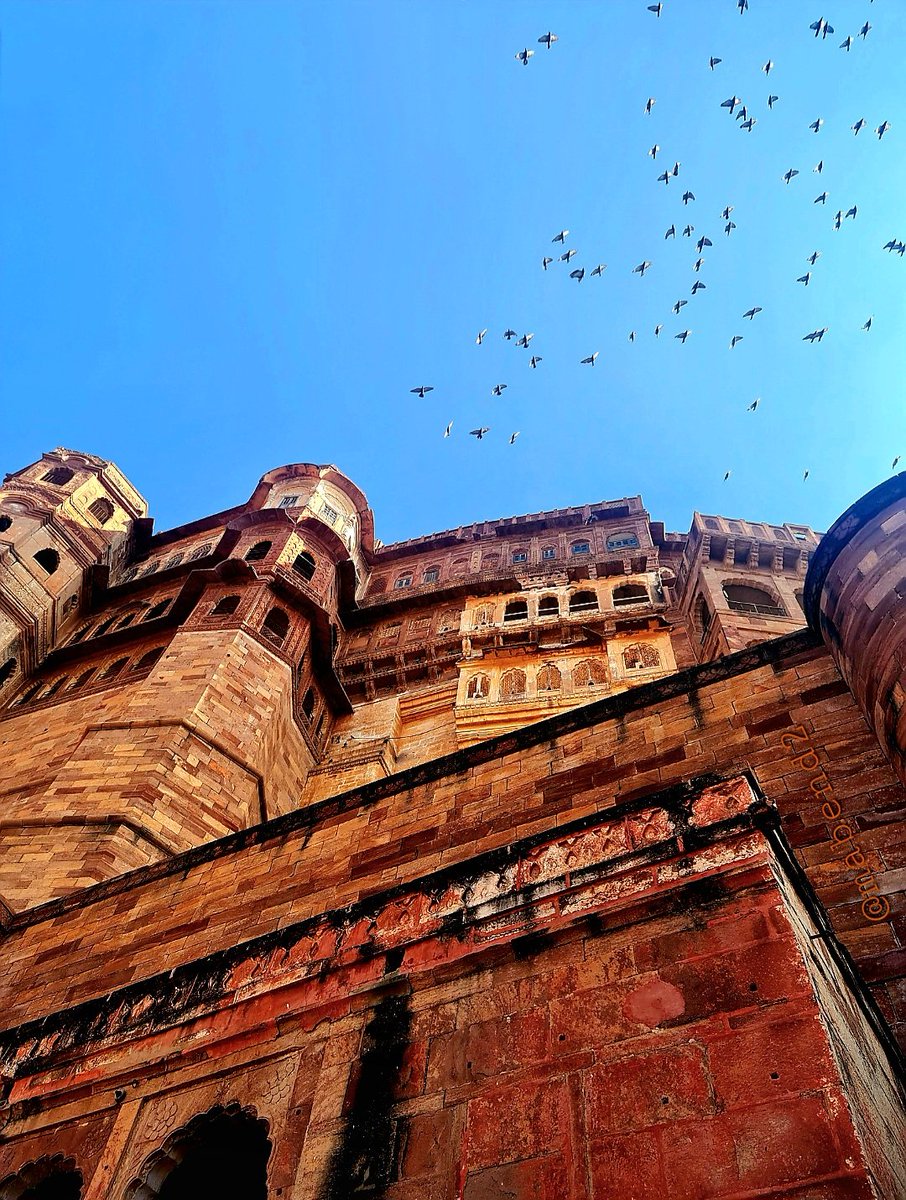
[134,647,165,671]
[124,1103,271,1200]
[500,668,527,700]
[0,1153,83,1200]
[302,688,316,720]
[45,676,69,697]
[33,548,60,575]
[606,532,640,552]
[503,599,528,623]
[0,515,12,533]
[623,643,661,670]
[537,664,562,692]
[697,596,712,643]
[144,600,171,621]
[703,518,719,530]
[538,595,560,619]
[466,673,490,700]
[70,623,91,644]
[573,659,608,689]
[472,604,493,628]
[369,576,387,594]
[394,573,413,589]
[69,667,95,690]
[163,554,183,570]
[0,658,16,688]
[88,497,114,524]
[795,589,805,613]
[92,617,116,638]
[16,682,43,706]
[722,583,785,615]
[482,553,500,570]
[292,552,316,582]
[245,541,272,562]
[451,558,471,579]
[541,545,557,560]
[211,595,240,616]
[42,466,75,486]
[423,566,440,584]
[117,613,136,629]
[569,590,599,614]
[612,583,649,608]
[189,544,212,561]
[262,607,290,646]
[103,658,129,679]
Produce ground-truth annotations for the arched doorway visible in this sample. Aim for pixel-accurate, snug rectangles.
[0,1154,83,1200]
[125,1104,271,1200]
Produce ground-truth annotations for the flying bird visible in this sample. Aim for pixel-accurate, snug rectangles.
[814,160,824,173]
[645,97,656,114]
[538,31,558,48]
[628,331,636,342]
[672,161,681,176]
[654,324,663,336]
[691,280,706,294]
[859,22,871,40]
[833,210,843,230]
[515,48,534,65]
[846,206,857,220]
[683,225,694,237]
[809,118,824,133]
[470,427,490,439]
[862,317,873,332]
[783,169,799,184]
[730,335,744,348]
[552,230,569,243]
[693,257,704,271]
[503,328,517,340]
[807,250,821,265]
[529,355,542,368]
[747,398,760,411]
[721,97,742,113]
[725,221,737,235]
[876,121,891,140]
[814,191,828,204]
[541,256,553,270]
[517,333,534,348]
[803,327,828,342]
[721,206,734,219]
[648,3,662,15]
[696,236,712,252]
[476,328,488,345]
[673,299,688,314]
[570,267,586,282]
[580,352,599,365]
[491,383,508,396]
[735,106,749,122]
[810,18,834,39]
[797,272,811,285]
[743,307,762,319]
[658,171,672,185]
[633,260,653,275]
[649,144,660,158]
[590,263,607,277]
[675,329,691,342]
[683,191,695,204]
[560,248,577,262]
[740,118,756,132]
[767,95,779,110]
[444,421,453,438]
[803,470,810,481]
[724,471,732,481]
[410,386,433,398]
[509,432,520,444]
[850,118,866,136]
[709,56,722,70]
[665,224,676,239]
[840,35,853,52]
[893,456,901,471]
[762,60,774,75]
[737,0,748,12]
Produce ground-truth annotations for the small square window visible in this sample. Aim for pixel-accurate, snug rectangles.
[394,575,412,589]
[423,568,439,583]
[793,531,807,541]
[542,547,557,560]
[512,551,527,563]
[322,504,339,524]
[571,542,590,555]
[279,495,300,509]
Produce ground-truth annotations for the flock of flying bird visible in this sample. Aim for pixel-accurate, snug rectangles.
[411,6,900,477]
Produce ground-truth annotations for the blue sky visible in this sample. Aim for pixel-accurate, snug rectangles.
[1,0,903,543]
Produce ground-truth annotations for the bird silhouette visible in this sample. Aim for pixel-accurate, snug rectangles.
[725,221,737,235]
[628,331,636,342]
[862,317,873,332]
[683,225,694,237]
[444,421,453,437]
[747,398,760,411]
[691,281,706,294]
[476,329,488,345]
[797,273,811,286]
[673,299,688,314]
[633,261,653,276]
[737,0,748,13]
[740,118,756,132]
[410,386,433,398]
[591,264,607,277]
[675,330,691,342]
[810,18,834,39]
[783,169,799,184]
[491,384,507,396]
[503,328,517,340]
[560,248,577,262]
[876,121,891,140]
[470,427,490,439]
[672,161,681,176]
[541,256,553,270]
[809,118,824,133]
[517,333,534,348]
[833,210,843,230]
[767,95,779,110]
[696,236,712,252]
[515,48,534,65]
[721,206,734,219]
[709,56,722,70]
[814,160,824,174]
[803,327,828,342]
[892,456,901,471]
[852,118,866,135]
[721,97,742,113]
[807,250,821,265]
[648,3,662,15]
[658,171,672,185]
[814,192,828,205]
[846,206,857,220]
[580,352,599,365]
[723,471,732,481]
[735,106,748,122]
[803,470,810,481]
[654,324,663,336]
[509,432,520,444]
[743,307,763,319]
[552,230,569,243]
[693,257,704,271]
[649,144,660,159]
[860,22,871,39]
[529,355,542,368]
[570,267,586,282]
[763,60,774,75]
[665,224,676,239]
[730,336,744,348]
[840,35,853,52]
[538,31,558,48]
[683,191,695,204]
[645,98,656,115]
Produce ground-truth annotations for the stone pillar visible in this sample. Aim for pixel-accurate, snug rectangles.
[804,473,906,786]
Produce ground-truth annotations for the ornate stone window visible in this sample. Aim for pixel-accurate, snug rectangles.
[69,667,95,689]
[103,657,129,679]
[33,548,60,575]
[245,541,272,562]
[537,663,562,691]
[503,599,528,623]
[569,590,599,614]
[538,595,559,619]
[572,659,608,688]
[606,532,640,551]
[302,688,316,720]
[321,504,339,525]
[466,673,490,700]
[41,466,75,486]
[394,574,412,589]
[262,607,290,646]
[278,495,300,508]
[144,600,172,621]
[623,642,660,670]
[0,1154,83,1200]
[541,546,557,560]
[612,583,648,607]
[0,657,16,688]
[511,550,528,563]
[722,583,785,616]
[423,566,440,583]
[473,604,493,628]
[293,552,316,582]
[134,648,165,671]
[570,541,590,556]
[211,595,240,616]
[189,544,212,561]
[164,554,184,570]
[379,622,401,641]
[500,668,527,699]
[88,497,115,524]
[0,515,12,532]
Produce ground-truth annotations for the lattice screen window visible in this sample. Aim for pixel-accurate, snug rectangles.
[537,664,562,691]
[623,643,660,670]
[500,668,527,700]
[473,604,493,628]
[466,673,490,700]
[572,659,608,688]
